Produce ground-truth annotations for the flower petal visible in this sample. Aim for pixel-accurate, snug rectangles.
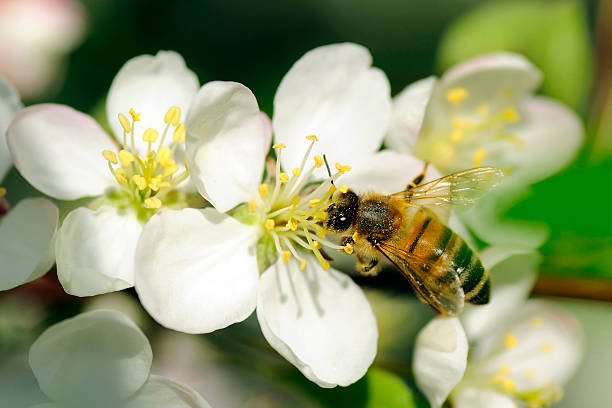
[124,375,212,408]
[7,104,116,200]
[386,76,436,155]
[106,51,199,153]
[0,198,57,290]
[461,246,540,341]
[505,96,583,184]
[453,388,517,408]
[257,256,378,387]
[134,208,259,334]
[273,43,391,174]
[29,309,152,404]
[185,81,266,212]
[55,206,142,296]
[413,316,468,408]
[0,75,22,180]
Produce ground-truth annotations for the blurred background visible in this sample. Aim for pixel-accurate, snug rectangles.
[1,0,610,406]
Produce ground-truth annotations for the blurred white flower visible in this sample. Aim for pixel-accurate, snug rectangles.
[0,0,86,100]
[0,75,58,291]
[134,43,398,387]
[7,51,199,296]
[386,53,584,247]
[28,309,211,407]
[413,247,582,408]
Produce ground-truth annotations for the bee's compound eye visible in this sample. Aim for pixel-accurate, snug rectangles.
[327,210,353,231]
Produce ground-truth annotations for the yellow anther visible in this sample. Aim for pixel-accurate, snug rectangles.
[321,260,330,270]
[114,168,127,185]
[313,212,327,221]
[272,143,286,149]
[504,333,517,349]
[502,379,516,393]
[540,341,554,354]
[118,113,131,133]
[159,181,171,189]
[292,195,301,204]
[142,128,159,143]
[344,243,354,254]
[259,184,269,197]
[306,134,318,141]
[445,87,469,104]
[338,185,349,194]
[316,228,326,238]
[248,200,257,212]
[287,218,298,231]
[102,150,118,164]
[499,364,511,375]
[279,173,289,183]
[118,150,135,166]
[265,219,275,231]
[292,167,301,177]
[173,123,186,143]
[144,197,162,209]
[0,187,6,198]
[451,116,475,129]
[129,108,141,122]
[163,164,179,178]
[477,103,490,116]
[312,241,322,250]
[282,251,291,263]
[335,163,352,174]
[530,317,544,328]
[328,184,336,194]
[352,232,360,241]
[450,129,463,142]
[299,258,307,271]
[132,175,147,190]
[472,147,488,166]
[156,147,172,166]
[164,106,181,126]
[502,107,520,123]
[148,176,163,191]
[309,199,320,207]
[314,155,324,168]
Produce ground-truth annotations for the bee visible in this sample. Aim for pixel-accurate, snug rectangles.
[323,165,504,316]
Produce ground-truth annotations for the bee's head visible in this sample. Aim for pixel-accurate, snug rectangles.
[325,189,358,232]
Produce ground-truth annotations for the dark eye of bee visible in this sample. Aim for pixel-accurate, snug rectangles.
[325,191,358,232]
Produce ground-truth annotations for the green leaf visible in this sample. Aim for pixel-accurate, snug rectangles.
[437,0,592,111]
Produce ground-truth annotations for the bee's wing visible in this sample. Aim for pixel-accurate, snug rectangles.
[374,240,465,316]
[392,167,504,219]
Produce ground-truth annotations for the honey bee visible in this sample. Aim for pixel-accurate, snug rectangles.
[324,166,504,316]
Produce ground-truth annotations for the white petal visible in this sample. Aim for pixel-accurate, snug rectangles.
[257,256,378,387]
[55,206,142,296]
[472,300,582,390]
[185,81,266,212]
[413,317,468,408]
[461,246,540,341]
[0,198,57,290]
[125,375,212,408]
[273,43,391,174]
[337,150,441,195]
[453,388,517,408]
[7,104,116,200]
[29,309,152,404]
[135,208,259,334]
[506,96,583,184]
[0,75,22,180]
[386,76,436,155]
[106,51,199,153]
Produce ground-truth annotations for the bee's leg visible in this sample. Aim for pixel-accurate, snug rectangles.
[406,162,430,190]
[356,253,382,276]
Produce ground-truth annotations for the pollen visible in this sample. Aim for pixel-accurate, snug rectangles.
[306,135,318,141]
[129,108,141,122]
[133,175,147,190]
[321,260,330,270]
[309,199,320,207]
[292,195,300,205]
[118,113,131,133]
[272,143,286,149]
[156,147,172,166]
[292,167,301,177]
[142,128,159,143]
[312,241,322,250]
[103,150,118,164]
[502,106,520,123]
[259,183,269,197]
[144,197,162,209]
[450,129,463,142]
[118,150,135,166]
[282,251,291,263]
[286,218,298,231]
[502,379,516,393]
[314,155,324,168]
[114,168,127,185]
[335,163,352,174]
[344,243,354,254]
[265,219,275,231]
[164,106,181,126]
[316,228,326,238]
[173,123,186,143]
[279,173,289,183]
[248,200,257,212]
[472,147,488,166]
[338,185,349,194]
[504,332,517,349]
[445,87,469,104]
[300,258,307,271]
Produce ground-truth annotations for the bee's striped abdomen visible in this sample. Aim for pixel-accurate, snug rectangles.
[402,209,490,305]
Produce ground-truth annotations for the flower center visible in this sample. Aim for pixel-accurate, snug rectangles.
[245,135,351,272]
[101,106,189,218]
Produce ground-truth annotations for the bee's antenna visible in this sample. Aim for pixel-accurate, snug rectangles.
[323,154,334,185]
